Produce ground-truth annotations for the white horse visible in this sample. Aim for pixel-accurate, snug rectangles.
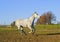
[11,12,40,35]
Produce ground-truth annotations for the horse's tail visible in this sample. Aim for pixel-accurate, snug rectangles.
[11,21,15,26]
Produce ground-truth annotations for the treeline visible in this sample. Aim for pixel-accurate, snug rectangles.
[36,11,56,25]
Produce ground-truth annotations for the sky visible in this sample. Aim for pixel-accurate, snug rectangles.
[0,0,60,25]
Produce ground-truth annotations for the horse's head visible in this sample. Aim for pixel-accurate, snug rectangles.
[33,12,40,18]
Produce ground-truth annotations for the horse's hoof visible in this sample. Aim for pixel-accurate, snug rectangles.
[29,32,32,33]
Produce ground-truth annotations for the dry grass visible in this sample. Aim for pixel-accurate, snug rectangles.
[0,25,60,42]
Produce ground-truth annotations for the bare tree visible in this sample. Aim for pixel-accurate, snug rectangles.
[47,11,56,24]
[36,11,56,25]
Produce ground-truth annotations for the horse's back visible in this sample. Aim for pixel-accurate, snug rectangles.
[15,19,28,27]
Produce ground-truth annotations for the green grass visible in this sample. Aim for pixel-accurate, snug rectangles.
[0,24,60,34]
[35,24,60,34]
[35,24,60,29]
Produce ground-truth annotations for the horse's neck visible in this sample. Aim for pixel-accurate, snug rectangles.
[28,15,35,25]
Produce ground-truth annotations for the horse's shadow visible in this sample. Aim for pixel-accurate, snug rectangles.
[46,33,60,35]
[35,33,60,36]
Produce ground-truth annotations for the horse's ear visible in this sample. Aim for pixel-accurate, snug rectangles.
[34,12,38,15]
[34,12,36,13]
[32,12,38,15]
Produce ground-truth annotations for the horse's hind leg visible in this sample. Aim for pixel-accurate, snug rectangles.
[20,26,27,35]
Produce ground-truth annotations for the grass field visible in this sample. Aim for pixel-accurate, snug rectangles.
[0,25,60,42]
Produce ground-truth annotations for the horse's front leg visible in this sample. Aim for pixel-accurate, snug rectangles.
[31,26,35,34]
[28,25,34,33]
